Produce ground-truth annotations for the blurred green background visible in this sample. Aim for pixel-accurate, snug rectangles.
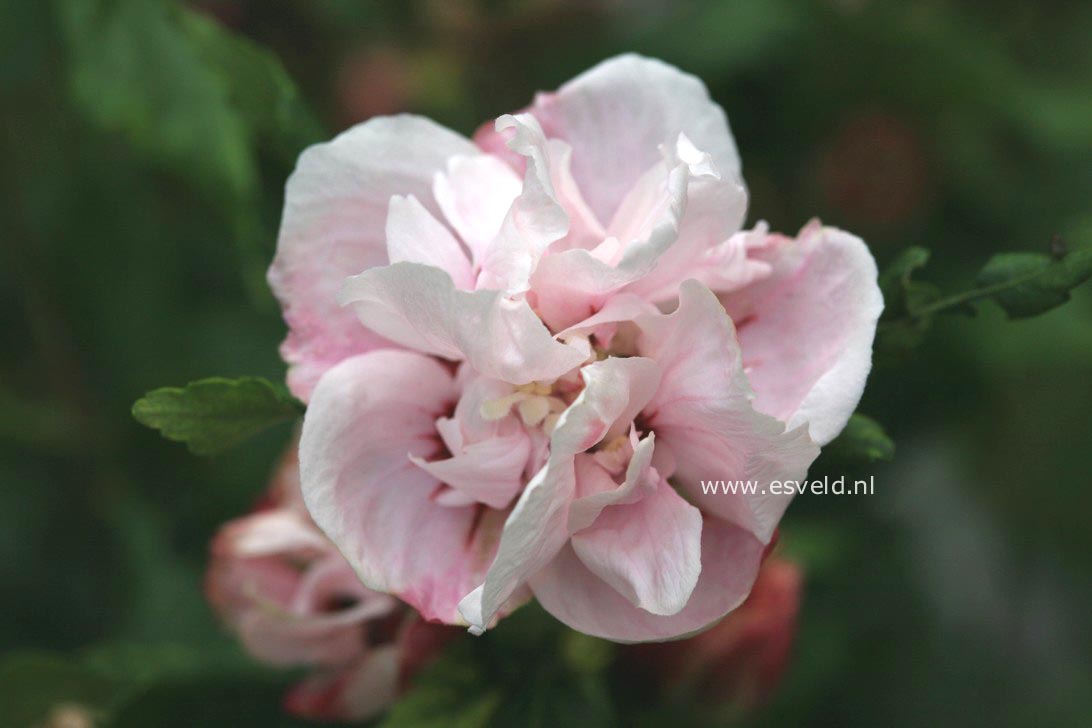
[2,0,1090,725]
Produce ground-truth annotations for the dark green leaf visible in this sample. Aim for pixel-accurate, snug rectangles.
[975,248,1092,319]
[878,246,933,320]
[825,414,895,463]
[0,644,275,728]
[381,641,502,728]
[132,377,303,455]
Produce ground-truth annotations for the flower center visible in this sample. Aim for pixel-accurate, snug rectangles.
[480,381,569,433]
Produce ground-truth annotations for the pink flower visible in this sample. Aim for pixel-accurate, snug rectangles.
[626,553,803,709]
[206,442,456,722]
[272,55,882,642]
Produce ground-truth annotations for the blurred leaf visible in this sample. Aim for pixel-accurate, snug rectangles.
[385,605,617,728]
[177,9,323,162]
[108,675,310,728]
[975,248,1092,319]
[825,414,895,463]
[381,640,502,728]
[55,0,323,305]
[879,247,935,320]
[57,0,253,202]
[0,652,120,727]
[0,643,277,728]
[132,377,302,455]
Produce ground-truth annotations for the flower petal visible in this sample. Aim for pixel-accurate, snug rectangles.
[637,281,818,543]
[339,262,587,385]
[476,114,571,292]
[531,516,764,642]
[269,115,478,400]
[433,154,522,265]
[410,431,531,510]
[720,222,883,445]
[385,195,473,289]
[571,465,703,616]
[299,351,498,623]
[528,54,743,224]
[457,356,661,634]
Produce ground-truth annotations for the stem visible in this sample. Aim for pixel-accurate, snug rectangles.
[891,264,1055,323]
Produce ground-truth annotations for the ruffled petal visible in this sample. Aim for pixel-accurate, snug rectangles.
[527,54,743,224]
[720,222,883,445]
[457,356,661,634]
[477,114,570,292]
[571,461,703,616]
[433,154,522,265]
[339,262,587,385]
[385,194,473,289]
[531,516,763,642]
[410,431,531,510]
[299,351,498,623]
[269,115,477,400]
[637,281,818,543]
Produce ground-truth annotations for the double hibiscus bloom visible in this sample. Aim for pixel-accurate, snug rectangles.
[268,55,882,643]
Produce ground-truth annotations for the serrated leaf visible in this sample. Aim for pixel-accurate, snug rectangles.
[975,248,1092,319]
[825,414,895,463]
[132,377,303,455]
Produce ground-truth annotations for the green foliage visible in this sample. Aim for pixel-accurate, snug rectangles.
[878,242,1092,357]
[6,0,1092,726]
[132,377,303,455]
[384,605,617,728]
[54,0,323,303]
[825,414,895,463]
[0,643,294,728]
[975,247,1092,319]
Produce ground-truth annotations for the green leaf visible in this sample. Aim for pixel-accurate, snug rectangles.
[55,0,323,305]
[825,414,895,463]
[132,377,303,455]
[975,248,1092,319]
[879,246,938,320]
[381,641,503,728]
[0,643,278,728]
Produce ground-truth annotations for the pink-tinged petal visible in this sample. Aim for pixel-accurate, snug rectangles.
[568,432,656,532]
[544,138,607,250]
[211,510,329,560]
[530,134,745,329]
[339,262,587,385]
[290,556,397,625]
[571,467,703,616]
[299,351,498,623]
[720,222,883,445]
[552,357,662,454]
[621,173,748,304]
[557,293,661,348]
[457,455,576,635]
[531,516,764,643]
[688,223,774,294]
[457,356,661,634]
[269,115,478,400]
[529,54,743,224]
[284,645,401,722]
[478,114,570,292]
[433,154,522,265]
[410,431,531,510]
[385,195,473,289]
[637,281,818,543]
